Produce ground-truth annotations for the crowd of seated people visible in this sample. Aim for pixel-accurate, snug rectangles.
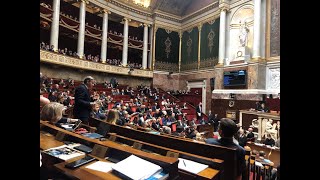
[40,74,220,143]
[169,89,192,95]
[40,42,144,69]
[108,30,143,42]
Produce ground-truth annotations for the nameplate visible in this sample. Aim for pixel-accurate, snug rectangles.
[55,132,66,141]
[132,142,143,150]
[91,144,108,158]
[166,151,179,158]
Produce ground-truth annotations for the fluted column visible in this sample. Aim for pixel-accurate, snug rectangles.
[148,25,153,69]
[100,9,110,63]
[218,8,227,65]
[152,25,158,70]
[50,0,61,52]
[198,23,202,70]
[252,0,262,60]
[178,31,182,72]
[122,18,130,66]
[142,24,149,69]
[77,0,87,59]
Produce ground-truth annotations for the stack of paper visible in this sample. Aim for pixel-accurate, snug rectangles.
[178,158,208,174]
[112,155,162,180]
[85,161,114,173]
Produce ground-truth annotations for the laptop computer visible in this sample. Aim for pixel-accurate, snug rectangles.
[58,120,82,132]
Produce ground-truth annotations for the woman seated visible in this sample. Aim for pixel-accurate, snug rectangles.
[40,102,79,125]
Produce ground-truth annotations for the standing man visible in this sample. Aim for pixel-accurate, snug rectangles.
[73,76,95,124]
[196,102,202,122]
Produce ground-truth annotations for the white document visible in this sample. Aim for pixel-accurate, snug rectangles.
[112,155,162,180]
[178,158,208,174]
[85,161,114,173]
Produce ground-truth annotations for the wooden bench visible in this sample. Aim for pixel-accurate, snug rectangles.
[40,120,179,179]
[89,117,241,179]
[107,133,222,179]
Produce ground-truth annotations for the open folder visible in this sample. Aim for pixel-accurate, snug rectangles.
[112,155,163,180]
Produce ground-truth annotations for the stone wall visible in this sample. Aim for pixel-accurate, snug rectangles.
[152,72,180,91]
[40,63,153,87]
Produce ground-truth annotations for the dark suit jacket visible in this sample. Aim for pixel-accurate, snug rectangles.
[238,134,247,147]
[196,105,202,117]
[73,84,92,122]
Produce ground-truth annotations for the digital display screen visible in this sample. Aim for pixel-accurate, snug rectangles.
[223,70,247,86]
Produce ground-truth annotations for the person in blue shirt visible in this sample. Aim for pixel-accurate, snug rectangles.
[205,118,246,180]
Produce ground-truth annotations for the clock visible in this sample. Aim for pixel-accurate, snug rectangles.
[237,51,243,57]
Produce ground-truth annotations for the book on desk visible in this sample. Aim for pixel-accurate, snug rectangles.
[42,145,85,161]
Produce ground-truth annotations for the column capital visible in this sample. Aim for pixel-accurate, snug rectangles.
[197,23,203,31]
[179,31,183,39]
[80,0,89,4]
[219,5,230,12]
[122,18,131,22]
[143,23,149,27]
[219,0,230,12]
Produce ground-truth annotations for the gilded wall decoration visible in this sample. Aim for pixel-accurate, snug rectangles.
[186,37,193,57]
[207,29,215,53]
[164,37,172,58]
[40,50,153,78]
[270,0,280,57]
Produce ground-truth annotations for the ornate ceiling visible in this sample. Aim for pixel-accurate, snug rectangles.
[128,0,217,17]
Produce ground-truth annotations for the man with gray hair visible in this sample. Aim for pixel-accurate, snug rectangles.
[73,76,95,123]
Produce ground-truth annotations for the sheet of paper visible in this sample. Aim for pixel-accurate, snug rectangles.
[85,161,114,173]
[112,155,162,180]
[178,158,208,174]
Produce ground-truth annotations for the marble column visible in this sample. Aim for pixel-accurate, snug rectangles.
[218,8,227,65]
[178,31,182,72]
[152,25,157,70]
[142,24,148,69]
[50,0,61,52]
[252,0,262,60]
[122,18,130,66]
[77,0,87,59]
[148,26,153,69]
[100,10,110,63]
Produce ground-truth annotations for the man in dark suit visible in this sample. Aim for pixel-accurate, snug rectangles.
[205,118,246,180]
[196,102,202,121]
[73,76,95,124]
[238,129,247,147]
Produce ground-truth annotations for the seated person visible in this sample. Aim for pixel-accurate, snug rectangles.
[90,103,106,120]
[40,102,79,125]
[238,129,247,147]
[264,133,275,147]
[246,127,255,142]
[258,102,269,113]
[205,118,246,180]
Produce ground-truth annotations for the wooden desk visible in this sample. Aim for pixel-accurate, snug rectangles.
[40,131,64,150]
[40,120,179,179]
[54,155,121,180]
[89,117,239,180]
[108,133,222,180]
[246,142,280,167]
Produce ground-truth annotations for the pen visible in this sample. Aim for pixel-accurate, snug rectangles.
[183,160,186,167]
